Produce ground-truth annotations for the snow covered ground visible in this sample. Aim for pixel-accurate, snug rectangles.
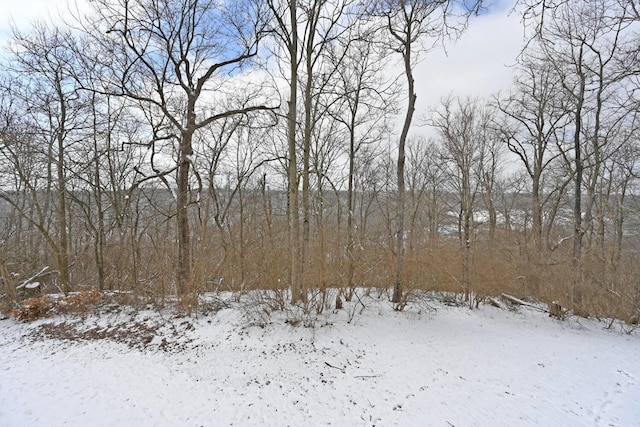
[1,293,639,427]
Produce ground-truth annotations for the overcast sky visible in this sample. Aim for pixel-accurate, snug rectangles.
[415,1,523,109]
[0,0,525,125]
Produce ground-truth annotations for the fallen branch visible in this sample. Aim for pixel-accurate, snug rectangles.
[486,297,503,308]
[550,235,573,252]
[501,293,548,313]
[16,267,56,290]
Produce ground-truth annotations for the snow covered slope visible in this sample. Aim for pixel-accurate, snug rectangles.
[1,296,638,426]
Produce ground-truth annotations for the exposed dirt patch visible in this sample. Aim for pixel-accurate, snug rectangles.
[28,317,194,352]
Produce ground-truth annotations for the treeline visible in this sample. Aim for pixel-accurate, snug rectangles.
[0,0,638,320]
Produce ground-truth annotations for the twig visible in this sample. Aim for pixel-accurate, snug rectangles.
[324,361,346,374]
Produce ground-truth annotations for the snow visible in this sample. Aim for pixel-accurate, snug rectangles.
[23,282,41,290]
[1,294,639,426]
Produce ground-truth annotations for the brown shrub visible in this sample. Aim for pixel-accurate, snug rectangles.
[11,289,101,322]
[12,296,54,321]
[55,289,101,316]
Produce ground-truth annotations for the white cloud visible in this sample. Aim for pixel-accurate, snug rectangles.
[414,2,524,113]
[0,0,69,39]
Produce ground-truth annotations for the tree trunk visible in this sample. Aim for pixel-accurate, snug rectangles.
[570,54,586,310]
[301,10,314,300]
[288,0,301,303]
[393,40,416,304]
[572,49,586,267]
[93,95,106,291]
[55,96,70,294]
[176,129,193,296]
[94,150,106,291]
[0,259,17,305]
[484,172,496,244]
[462,172,472,303]
[463,207,471,304]
[531,171,543,256]
[347,124,356,295]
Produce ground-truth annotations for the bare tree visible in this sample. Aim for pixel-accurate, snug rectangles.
[266,0,358,303]
[494,170,528,234]
[82,0,276,298]
[368,0,483,305]
[521,0,637,268]
[299,1,353,296]
[608,137,640,263]
[326,25,397,298]
[265,0,302,302]
[431,96,493,305]
[404,136,446,250]
[0,23,90,294]
[495,58,567,254]
[199,110,277,287]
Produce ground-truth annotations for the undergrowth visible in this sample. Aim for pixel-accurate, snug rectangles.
[9,289,101,322]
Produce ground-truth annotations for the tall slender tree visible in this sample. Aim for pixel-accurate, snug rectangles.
[368,0,483,305]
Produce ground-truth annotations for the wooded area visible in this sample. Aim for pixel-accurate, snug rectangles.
[0,0,638,321]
